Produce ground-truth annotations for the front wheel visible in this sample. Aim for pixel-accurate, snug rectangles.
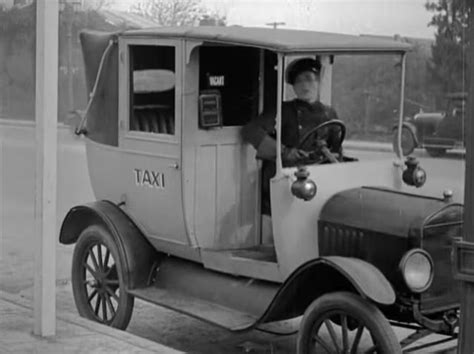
[297,292,401,354]
[393,127,416,157]
[71,225,134,330]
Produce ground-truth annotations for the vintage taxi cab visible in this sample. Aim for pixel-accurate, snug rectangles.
[59,27,463,353]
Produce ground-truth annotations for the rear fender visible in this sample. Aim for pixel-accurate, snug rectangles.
[59,200,158,290]
[258,256,395,324]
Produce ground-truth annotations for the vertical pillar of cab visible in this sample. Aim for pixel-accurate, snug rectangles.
[319,55,333,106]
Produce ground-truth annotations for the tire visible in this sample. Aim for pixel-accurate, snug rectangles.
[71,225,134,330]
[297,292,401,354]
[393,127,416,157]
[426,147,446,158]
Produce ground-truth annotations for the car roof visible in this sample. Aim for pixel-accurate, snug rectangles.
[121,26,412,53]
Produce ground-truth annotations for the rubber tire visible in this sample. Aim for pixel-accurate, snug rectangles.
[297,292,401,354]
[426,147,446,158]
[71,225,134,330]
[393,127,416,157]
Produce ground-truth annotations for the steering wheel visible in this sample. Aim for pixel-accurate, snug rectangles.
[297,120,346,163]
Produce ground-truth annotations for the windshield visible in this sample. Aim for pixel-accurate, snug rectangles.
[331,53,404,153]
[273,52,405,169]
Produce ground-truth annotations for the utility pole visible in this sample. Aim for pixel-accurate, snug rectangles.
[455,1,474,352]
[363,90,371,134]
[265,21,286,29]
[66,2,74,112]
[61,0,81,112]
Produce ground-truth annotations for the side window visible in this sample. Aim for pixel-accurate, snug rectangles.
[199,46,261,127]
[129,45,175,135]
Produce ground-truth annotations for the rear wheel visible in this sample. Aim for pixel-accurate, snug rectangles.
[426,147,446,158]
[297,292,401,354]
[393,127,416,157]
[71,225,134,330]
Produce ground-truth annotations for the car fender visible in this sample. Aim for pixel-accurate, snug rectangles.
[59,200,158,290]
[393,121,419,146]
[257,256,395,324]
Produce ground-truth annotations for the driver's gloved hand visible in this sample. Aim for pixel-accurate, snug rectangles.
[282,146,309,165]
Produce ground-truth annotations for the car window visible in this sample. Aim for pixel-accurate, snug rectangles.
[199,46,273,127]
[129,45,175,135]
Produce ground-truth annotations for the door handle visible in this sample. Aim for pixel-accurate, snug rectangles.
[168,162,179,169]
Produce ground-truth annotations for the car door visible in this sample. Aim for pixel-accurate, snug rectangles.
[118,37,189,249]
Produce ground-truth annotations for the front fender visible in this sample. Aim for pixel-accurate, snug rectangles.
[59,200,158,290]
[258,256,395,324]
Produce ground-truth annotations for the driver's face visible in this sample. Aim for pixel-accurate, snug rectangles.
[292,71,320,103]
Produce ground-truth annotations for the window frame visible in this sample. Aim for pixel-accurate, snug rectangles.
[119,37,182,143]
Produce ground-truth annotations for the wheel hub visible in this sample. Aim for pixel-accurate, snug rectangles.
[87,279,99,288]
[87,272,111,290]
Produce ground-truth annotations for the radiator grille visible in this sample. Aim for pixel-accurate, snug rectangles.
[319,223,365,258]
[420,223,461,312]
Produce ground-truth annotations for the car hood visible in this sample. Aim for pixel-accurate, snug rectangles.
[319,186,463,238]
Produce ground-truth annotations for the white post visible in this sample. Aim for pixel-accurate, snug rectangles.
[319,55,333,106]
[0,139,3,243]
[34,0,59,337]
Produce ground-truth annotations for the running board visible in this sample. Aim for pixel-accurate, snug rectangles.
[129,286,258,331]
[127,256,278,331]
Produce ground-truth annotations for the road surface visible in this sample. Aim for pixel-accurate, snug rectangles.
[0,122,463,353]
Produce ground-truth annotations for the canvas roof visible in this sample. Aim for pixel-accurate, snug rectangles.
[122,26,412,53]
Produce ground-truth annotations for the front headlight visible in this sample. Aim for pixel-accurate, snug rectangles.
[399,249,434,293]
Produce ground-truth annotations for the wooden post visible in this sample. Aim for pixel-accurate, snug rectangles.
[457,1,474,352]
[34,0,59,337]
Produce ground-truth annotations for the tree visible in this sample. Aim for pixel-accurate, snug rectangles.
[425,0,468,102]
[0,3,127,120]
[81,0,113,11]
[131,0,225,27]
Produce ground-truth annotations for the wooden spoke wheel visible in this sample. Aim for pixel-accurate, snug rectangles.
[71,225,134,330]
[393,127,416,157]
[297,292,401,354]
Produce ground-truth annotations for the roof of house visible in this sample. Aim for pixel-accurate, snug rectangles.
[99,10,160,29]
[122,26,412,53]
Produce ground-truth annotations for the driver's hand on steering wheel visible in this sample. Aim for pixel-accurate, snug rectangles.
[282,146,310,165]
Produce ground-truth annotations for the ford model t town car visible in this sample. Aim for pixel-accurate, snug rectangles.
[59,27,463,353]
[393,92,467,158]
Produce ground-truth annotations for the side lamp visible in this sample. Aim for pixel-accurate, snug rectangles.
[402,156,427,188]
[291,166,317,201]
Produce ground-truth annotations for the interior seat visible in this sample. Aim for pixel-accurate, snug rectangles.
[133,108,174,134]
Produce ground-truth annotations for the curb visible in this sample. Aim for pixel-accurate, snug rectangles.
[0,290,181,353]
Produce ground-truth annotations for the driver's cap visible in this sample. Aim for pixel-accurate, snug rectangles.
[286,58,321,85]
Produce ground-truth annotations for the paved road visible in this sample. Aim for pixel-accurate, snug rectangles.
[1,123,463,353]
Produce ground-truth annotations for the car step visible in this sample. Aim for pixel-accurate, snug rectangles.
[128,286,258,331]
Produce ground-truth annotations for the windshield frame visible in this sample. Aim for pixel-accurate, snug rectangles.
[273,50,407,175]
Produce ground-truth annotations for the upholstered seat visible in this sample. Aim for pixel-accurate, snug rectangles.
[133,108,174,134]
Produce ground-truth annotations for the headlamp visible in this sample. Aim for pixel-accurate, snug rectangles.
[399,249,434,293]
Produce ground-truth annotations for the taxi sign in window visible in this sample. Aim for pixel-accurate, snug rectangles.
[199,90,222,128]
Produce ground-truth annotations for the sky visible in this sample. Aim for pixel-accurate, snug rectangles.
[110,0,435,39]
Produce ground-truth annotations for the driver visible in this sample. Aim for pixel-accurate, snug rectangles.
[242,57,341,215]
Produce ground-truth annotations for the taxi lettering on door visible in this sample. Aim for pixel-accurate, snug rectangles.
[134,168,165,189]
